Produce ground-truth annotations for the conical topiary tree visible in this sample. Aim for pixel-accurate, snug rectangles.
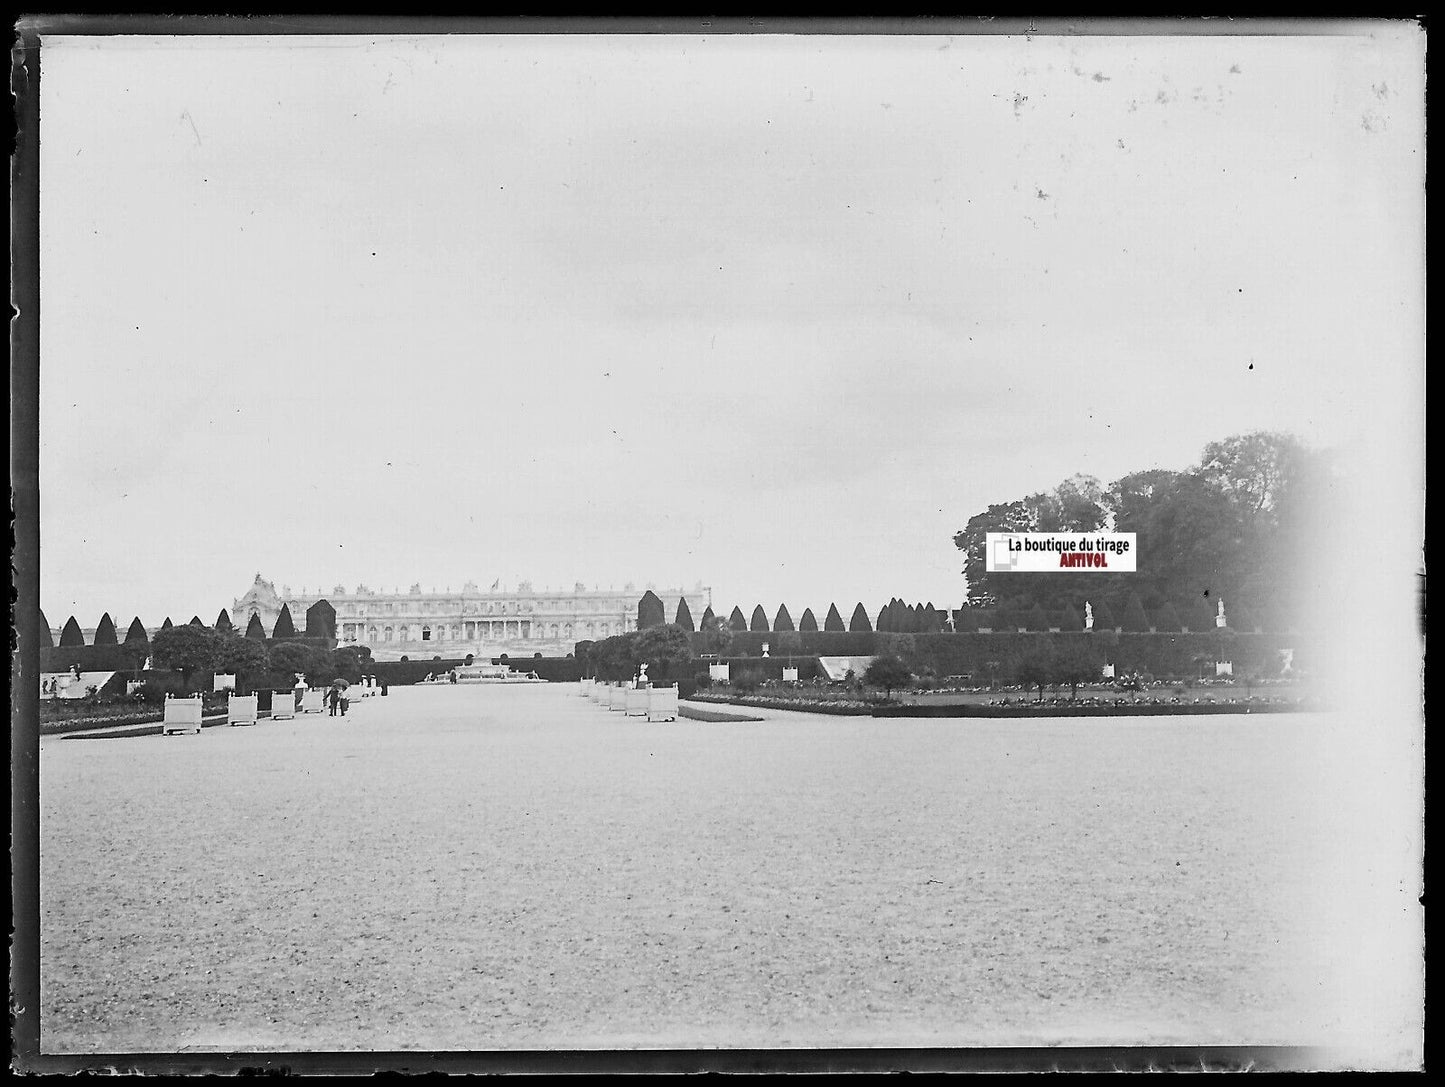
[699,605,718,631]
[59,616,85,647]
[849,603,873,632]
[877,606,890,632]
[1092,600,1116,631]
[1121,593,1151,633]
[124,617,149,644]
[728,606,748,632]
[749,605,769,632]
[637,590,665,630]
[215,609,234,634]
[798,608,818,632]
[244,613,266,640]
[189,615,206,627]
[993,600,1018,631]
[774,604,794,632]
[272,604,296,639]
[1189,597,1216,634]
[1154,603,1183,632]
[824,603,845,632]
[305,599,336,640]
[93,612,118,645]
[39,610,54,648]
[1057,604,1083,632]
[1027,602,1050,632]
[674,597,695,631]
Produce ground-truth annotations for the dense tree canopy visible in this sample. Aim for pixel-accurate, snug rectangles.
[952,431,1327,631]
[213,633,270,688]
[863,654,913,696]
[151,624,219,685]
[268,641,314,681]
[1014,646,1056,701]
[1054,642,1103,699]
[635,623,694,680]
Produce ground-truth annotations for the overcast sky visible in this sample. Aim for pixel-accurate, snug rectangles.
[36,27,1425,627]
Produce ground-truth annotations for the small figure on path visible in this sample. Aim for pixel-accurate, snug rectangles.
[326,686,339,716]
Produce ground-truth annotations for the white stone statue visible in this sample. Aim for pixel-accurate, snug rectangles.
[637,662,649,685]
[1084,601,1094,630]
[1216,599,1227,628]
[761,642,770,657]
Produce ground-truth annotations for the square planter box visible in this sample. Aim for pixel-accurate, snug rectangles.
[227,694,258,726]
[647,685,679,722]
[270,691,296,720]
[301,688,325,714]
[161,694,203,735]
[625,687,649,716]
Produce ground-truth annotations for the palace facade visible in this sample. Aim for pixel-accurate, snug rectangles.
[231,574,710,661]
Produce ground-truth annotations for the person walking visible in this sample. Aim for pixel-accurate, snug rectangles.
[326,686,339,716]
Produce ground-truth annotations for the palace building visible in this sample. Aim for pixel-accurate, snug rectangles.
[231,574,710,662]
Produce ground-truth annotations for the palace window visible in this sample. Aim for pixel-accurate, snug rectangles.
[422,626,432,641]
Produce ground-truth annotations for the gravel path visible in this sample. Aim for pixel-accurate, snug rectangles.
[38,685,1400,1054]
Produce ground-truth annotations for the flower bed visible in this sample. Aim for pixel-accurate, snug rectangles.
[687,690,879,716]
[39,692,230,736]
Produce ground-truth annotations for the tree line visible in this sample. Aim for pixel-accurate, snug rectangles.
[42,600,337,649]
[952,431,1332,633]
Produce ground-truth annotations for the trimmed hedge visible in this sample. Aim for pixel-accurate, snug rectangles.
[688,629,1313,681]
[42,643,148,673]
[709,656,826,684]
[505,657,581,682]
